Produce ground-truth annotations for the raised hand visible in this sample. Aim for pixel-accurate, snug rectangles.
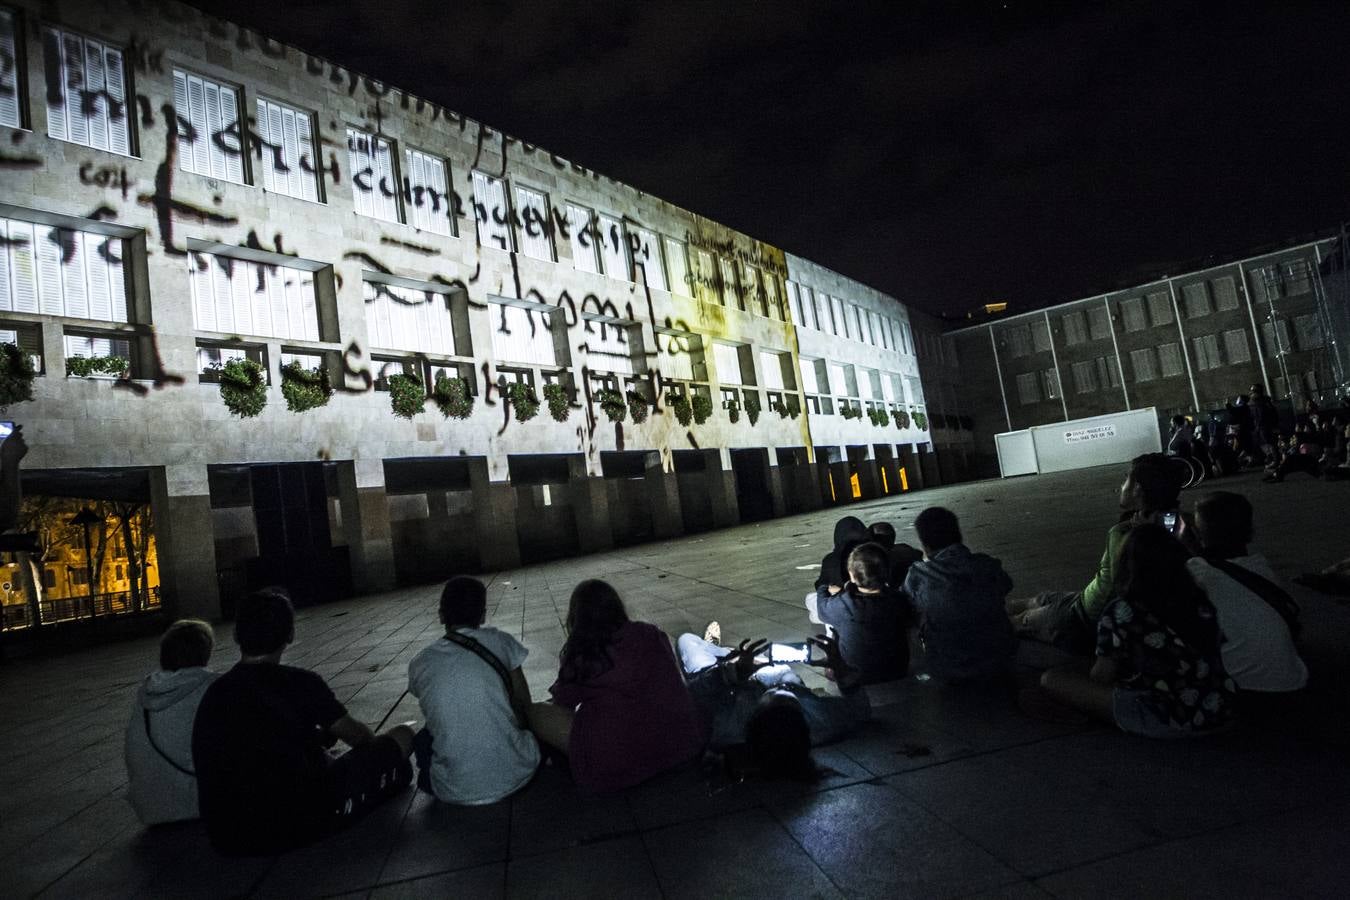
[722,638,771,683]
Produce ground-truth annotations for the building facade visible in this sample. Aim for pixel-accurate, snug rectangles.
[0,0,935,625]
[944,239,1339,477]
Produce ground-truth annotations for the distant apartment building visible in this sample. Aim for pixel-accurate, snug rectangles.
[944,239,1338,477]
[0,0,937,626]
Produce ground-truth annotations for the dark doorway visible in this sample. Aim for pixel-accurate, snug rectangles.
[384,457,478,585]
[602,452,654,547]
[509,455,579,564]
[673,450,714,533]
[731,448,774,523]
[246,462,350,609]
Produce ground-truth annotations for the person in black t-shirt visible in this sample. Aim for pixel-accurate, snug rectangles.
[192,588,415,856]
[814,542,914,684]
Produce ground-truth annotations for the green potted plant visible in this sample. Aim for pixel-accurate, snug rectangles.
[0,342,36,409]
[218,358,268,418]
[596,388,626,423]
[744,392,761,426]
[543,382,570,422]
[786,396,801,419]
[894,409,911,429]
[507,381,540,422]
[625,389,649,424]
[388,372,426,419]
[432,373,474,419]
[841,404,863,420]
[868,408,890,427]
[279,361,332,413]
[691,394,713,425]
[669,394,693,427]
[914,410,928,431]
[724,398,741,424]
[66,355,129,379]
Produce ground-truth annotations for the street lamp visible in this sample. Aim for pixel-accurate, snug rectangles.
[68,508,101,618]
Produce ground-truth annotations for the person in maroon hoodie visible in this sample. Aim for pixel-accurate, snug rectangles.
[529,579,706,792]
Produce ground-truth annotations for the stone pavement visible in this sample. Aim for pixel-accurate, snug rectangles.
[3,464,1349,898]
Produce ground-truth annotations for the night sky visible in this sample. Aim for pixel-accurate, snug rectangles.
[187,0,1350,319]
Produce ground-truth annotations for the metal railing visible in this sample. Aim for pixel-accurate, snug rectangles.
[0,587,162,631]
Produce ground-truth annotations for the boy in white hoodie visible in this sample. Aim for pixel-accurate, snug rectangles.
[124,619,217,825]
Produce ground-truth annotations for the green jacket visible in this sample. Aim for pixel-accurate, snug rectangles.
[1077,522,1132,620]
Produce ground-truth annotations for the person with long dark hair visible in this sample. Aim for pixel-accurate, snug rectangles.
[529,579,705,792]
[1040,525,1236,737]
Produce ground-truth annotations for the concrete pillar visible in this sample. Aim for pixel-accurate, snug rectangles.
[706,449,739,528]
[875,445,901,497]
[906,443,926,490]
[468,457,522,570]
[643,453,683,538]
[39,321,67,378]
[335,459,396,592]
[567,456,614,553]
[151,465,220,621]
[848,446,880,501]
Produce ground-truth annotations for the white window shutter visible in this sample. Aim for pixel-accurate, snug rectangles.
[8,221,38,313]
[61,230,89,319]
[173,71,192,165]
[0,12,19,128]
[84,39,109,151]
[219,86,242,184]
[103,45,129,155]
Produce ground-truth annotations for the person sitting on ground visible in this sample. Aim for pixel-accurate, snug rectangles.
[1264,422,1325,482]
[1040,524,1236,737]
[903,507,1016,685]
[676,628,869,780]
[868,520,924,588]
[814,542,913,684]
[1183,492,1307,718]
[805,515,870,625]
[192,588,415,856]
[408,576,539,806]
[124,619,218,825]
[529,579,705,793]
[1007,453,1182,653]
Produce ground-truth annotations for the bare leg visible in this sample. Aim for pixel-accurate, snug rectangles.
[528,702,574,753]
[1039,668,1115,725]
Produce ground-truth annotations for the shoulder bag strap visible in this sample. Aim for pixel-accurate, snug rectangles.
[443,631,524,728]
[1208,558,1301,636]
[142,708,196,778]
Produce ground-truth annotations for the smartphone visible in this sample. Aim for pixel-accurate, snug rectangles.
[769,641,811,664]
[1162,511,1179,534]
[0,422,12,443]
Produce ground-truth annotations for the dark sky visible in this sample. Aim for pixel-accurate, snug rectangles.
[188,0,1350,318]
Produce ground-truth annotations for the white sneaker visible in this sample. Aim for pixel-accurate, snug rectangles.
[703,621,722,647]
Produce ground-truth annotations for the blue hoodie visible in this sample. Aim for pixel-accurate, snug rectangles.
[904,544,1016,683]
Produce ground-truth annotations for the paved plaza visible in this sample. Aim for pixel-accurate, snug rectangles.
[3,464,1349,898]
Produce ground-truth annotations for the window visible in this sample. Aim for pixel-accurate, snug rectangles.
[471,171,511,251]
[827,362,847,396]
[759,350,785,390]
[1015,372,1041,405]
[566,204,598,273]
[0,217,129,321]
[1182,282,1211,319]
[1042,368,1061,400]
[1095,356,1121,389]
[1293,313,1324,349]
[346,128,400,223]
[1261,319,1293,355]
[489,302,555,367]
[1157,342,1185,378]
[1005,325,1032,357]
[1061,310,1087,345]
[664,237,689,296]
[513,185,553,262]
[173,71,244,184]
[630,227,664,290]
[64,333,130,370]
[797,357,820,394]
[743,263,765,315]
[1031,319,1052,353]
[590,323,640,376]
[1249,264,1280,303]
[1282,259,1311,295]
[815,292,830,334]
[256,98,319,202]
[1212,276,1239,311]
[1120,297,1147,332]
[719,257,739,309]
[694,249,717,304]
[597,214,629,280]
[196,343,253,375]
[404,148,453,236]
[878,314,890,349]
[713,342,745,385]
[853,306,866,343]
[0,324,42,372]
[1087,305,1112,341]
[763,272,784,319]
[188,251,319,341]
[656,330,702,380]
[787,282,805,327]
[45,27,131,155]
[832,297,847,338]
[1144,291,1172,327]
[1130,347,1159,382]
[1222,329,1251,364]
[364,280,456,355]
[0,10,20,128]
[1192,333,1222,371]
[1071,360,1097,394]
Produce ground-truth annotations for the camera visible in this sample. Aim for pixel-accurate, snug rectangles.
[769,641,811,664]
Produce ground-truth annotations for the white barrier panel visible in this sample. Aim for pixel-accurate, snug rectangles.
[1030,408,1162,474]
[995,430,1038,478]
